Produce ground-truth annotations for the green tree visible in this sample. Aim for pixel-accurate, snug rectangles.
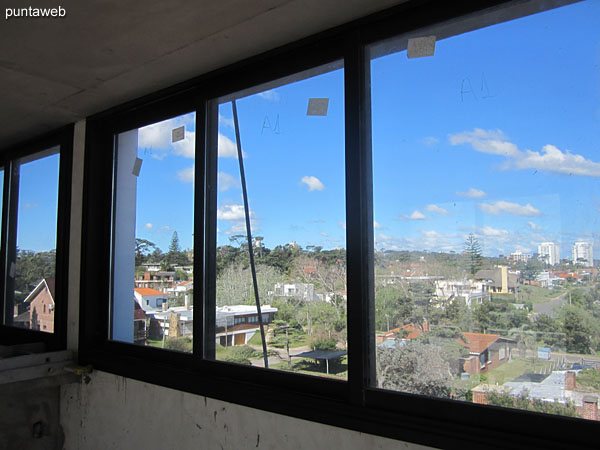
[169,231,181,253]
[166,231,190,267]
[559,305,596,354]
[521,258,543,283]
[375,285,413,331]
[464,233,483,275]
[135,238,159,267]
[376,341,456,398]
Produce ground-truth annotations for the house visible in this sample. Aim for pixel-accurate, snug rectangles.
[166,280,194,296]
[134,301,148,344]
[474,266,519,294]
[134,287,168,312]
[433,279,486,307]
[271,283,323,301]
[375,321,429,345]
[24,278,56,333]
[459,332,515,375]
[473,370,599,421]
[135,270,176,291]
[151,306,194,338]
[215,305,277,347]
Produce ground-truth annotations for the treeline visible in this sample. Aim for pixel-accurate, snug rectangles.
[15,249,56,303]
[375,280,600,355]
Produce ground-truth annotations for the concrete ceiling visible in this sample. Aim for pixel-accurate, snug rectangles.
[0,0,406,148]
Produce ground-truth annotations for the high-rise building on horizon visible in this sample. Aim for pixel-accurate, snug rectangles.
[572,241,594,267]
[538,242,560,266]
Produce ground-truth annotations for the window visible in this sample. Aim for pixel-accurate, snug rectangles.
[0,126,72,349]
[111,113,195,352]
[370,0,600,421]
[206,63,347,374]
[80,2,598,448]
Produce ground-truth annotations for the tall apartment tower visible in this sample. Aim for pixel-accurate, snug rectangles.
[572,241,594,267]
[538,242,560,266]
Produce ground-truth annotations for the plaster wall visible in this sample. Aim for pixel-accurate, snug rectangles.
[60,370,435,450]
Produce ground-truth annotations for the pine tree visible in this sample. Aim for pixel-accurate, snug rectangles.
[464,233,483,275]
[169,231,181,254]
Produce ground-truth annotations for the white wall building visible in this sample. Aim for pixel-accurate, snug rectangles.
[572,241,594,267]
[508,251,530,265]
[134,287,168,312]
[538,242,560,266]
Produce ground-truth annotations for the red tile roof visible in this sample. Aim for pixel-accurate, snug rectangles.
[381,322,427,341]
[460,332,500,354]
[134,287,164,296]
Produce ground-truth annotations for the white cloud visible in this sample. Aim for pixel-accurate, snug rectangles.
[527,221,542,231]
[218,172,239,191]
[374,221,382,229]
[320,232,328,237]
[476,226,509,237]
[144,223,153,229]
[177,167,194,183]
[217,204,250,221]
[478,200,541,217]
[420,136,439,146]
[515,144,600,176]
[218,133,240,158]
[404,210,427,220]
[22,202,39,210]
[450,128,600,177]
[219,114,234,128]
[425,204,450,215]
[449,128,519,157]
[457,188,486,198]
[339,221,346,230]
[138,115,195,159]
[258,90,280,101]
[158,225,171,232]
[301,176,325,191]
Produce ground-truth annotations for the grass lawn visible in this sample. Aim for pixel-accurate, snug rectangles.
[518,285,565,304]
[248,330,309,349]
[147,339,163,348]
[270,356,348,379]
[471,358,555,386]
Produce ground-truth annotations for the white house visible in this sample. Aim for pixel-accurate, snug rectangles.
[215,305,278,347]
[134,287,168,312]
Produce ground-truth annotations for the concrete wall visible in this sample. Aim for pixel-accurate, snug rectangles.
[60,371,434,450]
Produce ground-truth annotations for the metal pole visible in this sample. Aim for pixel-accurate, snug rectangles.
[232,100,269,368]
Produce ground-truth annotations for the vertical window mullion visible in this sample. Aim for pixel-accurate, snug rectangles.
[202,99,219,360]
[194,97,208,359]
[0,165,10,326]
[344,32,375,405]
[3,160,19,327]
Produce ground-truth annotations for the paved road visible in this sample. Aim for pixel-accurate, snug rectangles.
[533,293,567,317]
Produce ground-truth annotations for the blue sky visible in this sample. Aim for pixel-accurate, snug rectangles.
[17,152,59,252]
[65,0,598,260]
[371,0,600,258]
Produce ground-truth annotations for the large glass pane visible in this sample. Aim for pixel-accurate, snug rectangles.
[11,149,59,333]
[208,63,347,377]
[371,1,600,420]
[111,112,195,351]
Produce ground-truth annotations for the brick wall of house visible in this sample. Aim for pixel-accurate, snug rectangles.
[29,286,54,333]
[472,391,488,405]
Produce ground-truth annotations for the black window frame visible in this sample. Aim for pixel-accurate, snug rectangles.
[78,1,598,448]
[0,125,73,351]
